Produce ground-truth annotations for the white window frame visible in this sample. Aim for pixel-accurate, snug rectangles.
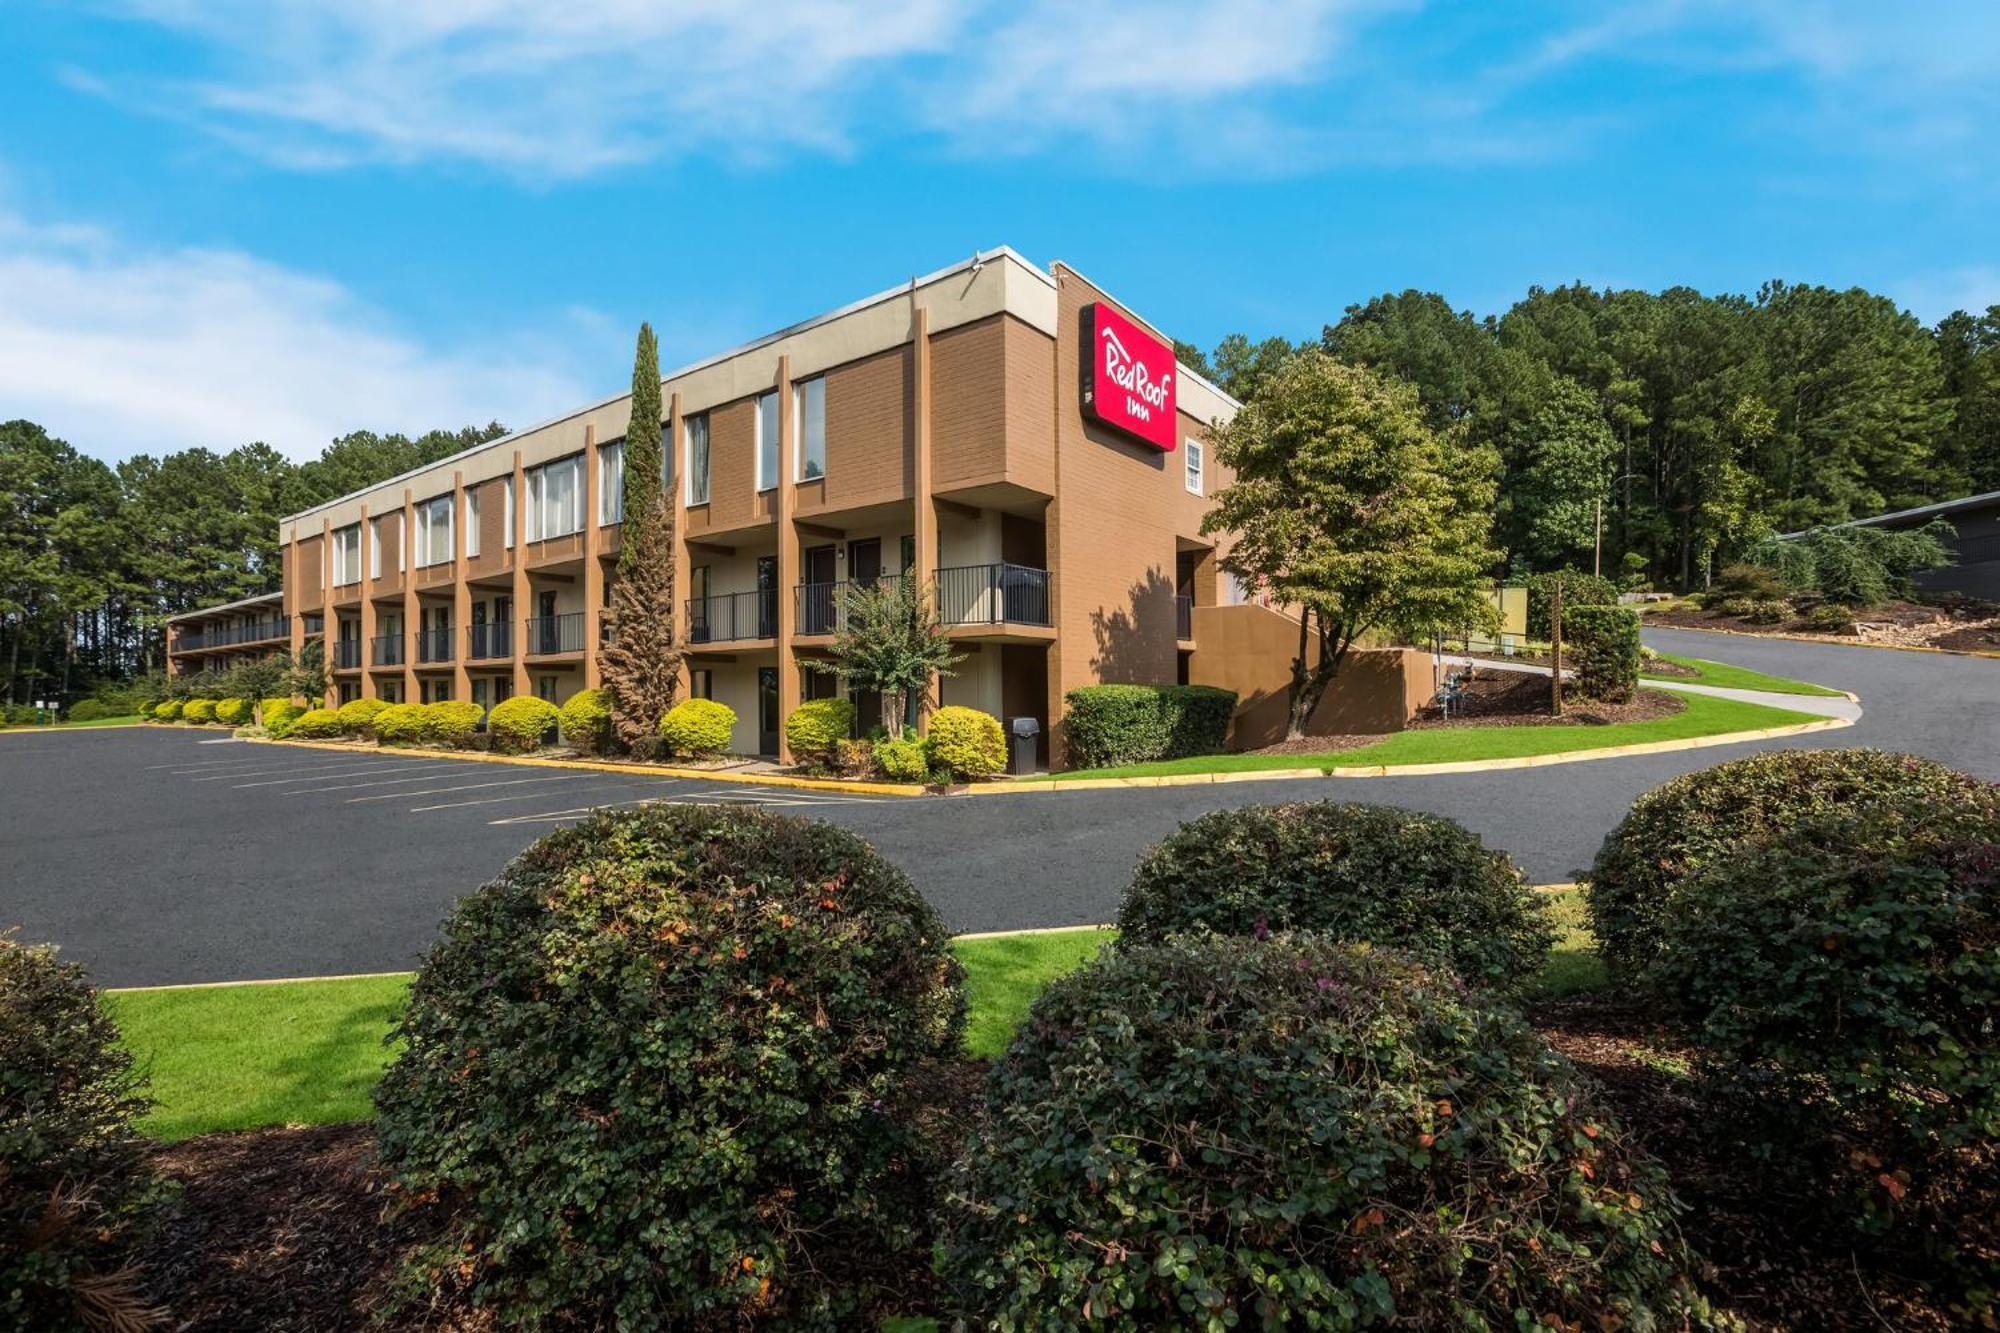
[368,517,382,579]
[755,390,779,492]
[414,494,454,568]
[503,477,515,548]
[1185,438,1205,496]
[525,454,584,542]
[599,440,624,526]
[466,488,481,558]
[685,414,711,505]
[793,376,826,482]
[331,524,362,587]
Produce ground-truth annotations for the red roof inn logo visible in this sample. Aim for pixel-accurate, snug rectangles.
[1083,302,1177,450]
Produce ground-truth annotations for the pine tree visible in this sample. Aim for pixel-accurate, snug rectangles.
[599,323,682,746]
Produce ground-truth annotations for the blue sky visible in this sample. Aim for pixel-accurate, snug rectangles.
[3,1,1996,462]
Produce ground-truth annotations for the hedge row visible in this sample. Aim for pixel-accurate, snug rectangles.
[1061,683,1236,769]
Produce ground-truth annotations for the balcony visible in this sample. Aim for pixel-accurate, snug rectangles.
[332,639,362,670]
[415,627,455,665]
[172,616,291,652]
[525,612,585,656]
[371,634,404,667]
[794,575,909,636]
[935,563,1050,628]
[1177,593,1194,641]
[467,622,512,661]
[686,590,776,645]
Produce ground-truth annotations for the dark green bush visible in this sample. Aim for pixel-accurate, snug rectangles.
[943,935,1717,1330]
[1588,749,1999,977]
[1653,805,2000,1285]
[1804,602,1857,634]
[1061,683,1237,770]
[64,699,112,722]
[1750,520,1955,607]
[1117,801,1552,993]
[1,933,168,1332]
[1524,568,1619,640]
[374,805,966,1329]
[1563,603,1641,702]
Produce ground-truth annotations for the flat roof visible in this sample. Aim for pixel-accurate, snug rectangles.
[166,590,285,624]
[1781,487,2000,538]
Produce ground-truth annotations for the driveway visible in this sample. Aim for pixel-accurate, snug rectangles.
[3,629,1993,987]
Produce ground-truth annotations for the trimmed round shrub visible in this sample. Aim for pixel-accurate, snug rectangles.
[1119,801,1553,993]
[152,700,181,721]
[785,698,854,768]
[658,697,735,757]
[1653,804,2000,1257]
[262,699,306,738]
[1525,568,1619,640]
[1563,603,1640,702]
[558,686,613,753]
[287,706,344,739]
[1062,683,1236,770]
[1588,749,1999,977]
[374,805,966,1328]
[371,702,426,745]
[214,697,252,726]
[487,695,559,754]
[335,695,389,735]
[942,935,1717,1330]
[2,932,168,1332]
[926,706,1005,780]
[375,700,483,748]
[873,735,928,782]
[65,699,111,723]
[182,697,216,723]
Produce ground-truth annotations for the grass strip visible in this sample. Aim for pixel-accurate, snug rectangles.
[1641,651,1844,696]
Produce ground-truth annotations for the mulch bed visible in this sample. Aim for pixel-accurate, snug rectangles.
[1412,669,1686,728]
[1647,596,2000,654]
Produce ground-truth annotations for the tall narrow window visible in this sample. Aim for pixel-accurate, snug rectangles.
[332,524,362,586]
[1184,438,1205,496]
[415,495,454,567]
[755,391,779,491]
[368,518,382,579]
[503,476,515,548]
[685,414,711,504]
[525,455,584,541]
[794,377,826,481]
[466,488,481,558]
[599,440,624,525]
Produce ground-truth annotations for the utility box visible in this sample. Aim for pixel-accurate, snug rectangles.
[1008,716,1041,776]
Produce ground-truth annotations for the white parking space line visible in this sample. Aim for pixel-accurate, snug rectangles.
[346,774,584,803]
[486,786,883,826]
[233,763,463,789]
[282,768,489,796]
[410,781,669,812]
[192,760,396,781]
[149,756,268,770]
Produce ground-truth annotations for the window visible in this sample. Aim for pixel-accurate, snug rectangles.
[598,440,624,525]
[689,669,713,700]
[503,476,515,548]
[536,675,557,703]
[368,518,382,579]
[1184,438,1205,495]
[331,524,362,586]
[415,495,453,567]
[793,377,825,481]
[755,390,779,491]
[466,488,481,558]
[684,414,710,504]
[526,455,584,541]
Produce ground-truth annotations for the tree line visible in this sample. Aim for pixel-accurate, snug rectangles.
[1179,282,1999,589]
[0,419,506,705]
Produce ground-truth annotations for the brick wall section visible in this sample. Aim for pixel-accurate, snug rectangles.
[467,478,509,579]
[929,315,1008,489]
[703,398,759,530]
[810,345,913,511]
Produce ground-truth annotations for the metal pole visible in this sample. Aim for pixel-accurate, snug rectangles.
[1549,575,1565,717]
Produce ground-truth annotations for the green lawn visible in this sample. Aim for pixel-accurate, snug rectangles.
[1641,651,1844,696]
[1054,690,1823,780]
[0,714,147,732]
[108,894,1602,1143]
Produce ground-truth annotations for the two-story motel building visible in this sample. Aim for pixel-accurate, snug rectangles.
[166,249,1270,765]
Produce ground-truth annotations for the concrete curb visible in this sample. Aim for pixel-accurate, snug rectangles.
[250,736,927,798]
[967,714,1855,795]
[1645,620,2000,661]
[0,722,151,736]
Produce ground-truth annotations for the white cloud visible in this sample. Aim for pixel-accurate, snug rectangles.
[0,206,605,461]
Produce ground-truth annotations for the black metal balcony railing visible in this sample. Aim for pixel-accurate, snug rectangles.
[332,638,362,670]
[371,633,404,667]
[794,575,909,636]
[525,612,585,656]
[416,627,454,664]
[1176,593,1194,640]
[686,590,777,644]
[467,622,512,660]
[173,616,292,652]
[935,563,1051,627]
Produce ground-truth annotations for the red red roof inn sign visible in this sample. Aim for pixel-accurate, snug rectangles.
[1083,302,1178,451]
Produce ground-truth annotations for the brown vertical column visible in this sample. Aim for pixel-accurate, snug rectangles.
[910,305,937,731]
[668,391,689,694]
[774,356,798,762]
[285,533,305,701]
[1043,289,1066,768]
[581,425,603,690]
[511,451,531,699]
[357,504,377,699]
[401,488,419,702]
[320,517,334,706]
[451,471,472,701]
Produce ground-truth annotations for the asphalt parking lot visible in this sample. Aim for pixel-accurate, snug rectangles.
[4,628,1996,987]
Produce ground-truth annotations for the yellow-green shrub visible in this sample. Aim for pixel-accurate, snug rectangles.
[336,696,390,736]
[488,696,559,754]
[873,736,928,782]
[658,698,735,757]
[927,706,1005,780]
[153,700,182,721]
[289,707,344,739]
[214,697,252,726]
[376,701,482,748]
[558,687,613,753]
[785,699,854,768]
[261,699,305,737]
[182,698,216,723]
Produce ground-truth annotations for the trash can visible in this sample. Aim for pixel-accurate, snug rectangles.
[1008,716,1041,776]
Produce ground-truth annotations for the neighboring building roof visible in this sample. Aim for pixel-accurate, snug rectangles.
[165,590,286,624]
[1780,487,2000,538]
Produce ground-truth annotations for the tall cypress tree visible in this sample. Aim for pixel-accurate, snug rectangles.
[619,323,662,576]
[599,322,683,746]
